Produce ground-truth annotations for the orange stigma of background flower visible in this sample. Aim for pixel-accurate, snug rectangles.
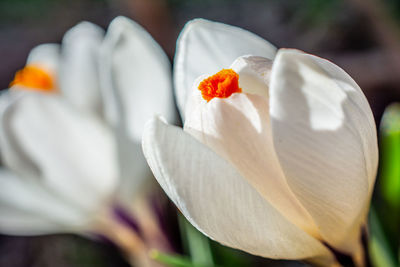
[198,69,242,102]
[9,65,55,92]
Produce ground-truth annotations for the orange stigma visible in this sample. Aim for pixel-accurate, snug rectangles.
[198,69,242,102]
[9,65,55,92]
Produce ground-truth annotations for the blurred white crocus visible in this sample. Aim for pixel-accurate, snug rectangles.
[0,16,175,264]
[142,19,378,266]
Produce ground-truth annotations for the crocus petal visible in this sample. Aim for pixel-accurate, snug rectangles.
[0,92,119,217]
[0,168,91,235]
[99,16,176,204]
[142,117,334,263]
[99,16,176,140]
[59,21,104,113]
[174,18,277,120]
[184,85,318,238]
[269,49,378,253]
[26,43,60,74]
[231,55,272,99]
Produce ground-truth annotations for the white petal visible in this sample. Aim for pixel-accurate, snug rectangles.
[0,93,119,216]
[112,129,154,205]
[99,16,176,204]
[269,49,378,252]
[231,56,272,99]
[142,117,334,262]
[174,19,277,120]
[26,43,60,74]
[59,21,105,113]
[0,168,91,235]
[184,88,319,238]
[99,16,176,141]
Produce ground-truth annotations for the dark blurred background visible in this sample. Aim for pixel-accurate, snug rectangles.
[2,0,400,121]
[1,0,400,266]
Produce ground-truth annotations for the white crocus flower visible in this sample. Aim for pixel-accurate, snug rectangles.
[0,16,175,263]
[142,19,378,267]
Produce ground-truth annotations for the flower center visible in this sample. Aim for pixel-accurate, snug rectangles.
[9,65,55,92]
[198,69,242,102]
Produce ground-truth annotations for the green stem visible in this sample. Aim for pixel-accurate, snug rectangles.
[150,249,195,267]
[178,214,214,266]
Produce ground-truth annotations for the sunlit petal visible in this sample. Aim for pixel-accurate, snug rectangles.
[174,19,277,120]
[26,43,60,74]
[142,117,334,263]
[269,49,378,253]
[231,55,272,99]
[184,82,319,238]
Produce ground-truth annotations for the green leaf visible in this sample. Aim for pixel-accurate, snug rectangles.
[368,206,398,267]
[178,214,215,266]
[150,250,195,267]
[209,241,251,267]
[380,103,400,208]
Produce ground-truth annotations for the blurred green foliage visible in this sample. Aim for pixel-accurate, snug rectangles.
[370,103,400,267]
[167,0,247,7]
[153,215,251,267]
[178,215,214,267]
[0,0,106,23]
[0,0,54,22]
[380,103,400,208]
[166,0,343,25]
[369,207,398,267]
[297,0,342,25]
[385,0,400,24]
[151,250,195,267]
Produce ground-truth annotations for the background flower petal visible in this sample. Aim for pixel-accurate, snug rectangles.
[0,168,92,235]
[0,93,119,219]
[59,21,105,114]
[99,16,176,205]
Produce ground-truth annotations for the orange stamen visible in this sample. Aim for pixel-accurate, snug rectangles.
[9,65,55,92]
[198,69,242,102]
